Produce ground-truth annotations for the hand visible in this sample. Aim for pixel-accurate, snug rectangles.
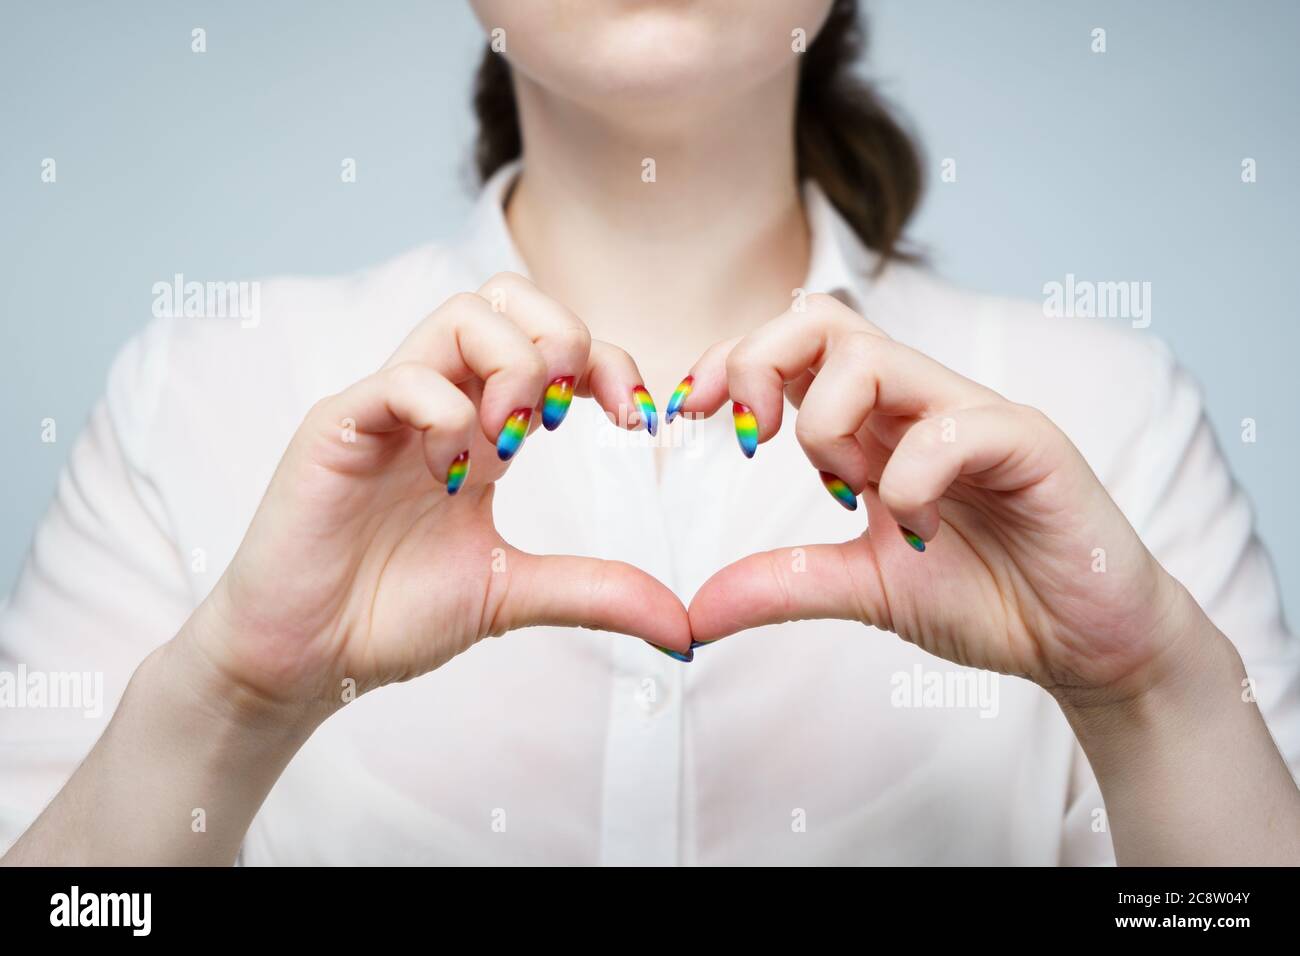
[184,272,691,720]
[678,294,1203,703]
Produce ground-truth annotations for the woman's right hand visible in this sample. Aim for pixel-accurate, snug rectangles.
[179,272,691,724]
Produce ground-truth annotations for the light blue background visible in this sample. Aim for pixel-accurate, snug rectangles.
[2,1,1296,620]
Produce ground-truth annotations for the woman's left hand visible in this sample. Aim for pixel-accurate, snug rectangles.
[677,294,1206,705]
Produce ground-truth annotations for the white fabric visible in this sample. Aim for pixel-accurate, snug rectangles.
[2,163,1296,865]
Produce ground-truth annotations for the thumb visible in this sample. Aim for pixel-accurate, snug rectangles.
[500,552,692,655]
[688,538,884,642]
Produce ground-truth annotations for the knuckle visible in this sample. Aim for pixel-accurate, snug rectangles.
[517,348,548,382]
[805,292,863,329]
[603,342,634,365]
[447,398,478,433]
[306,394,337,426]
[793,414,836,449]
[763,551,796,616]
[478,272,530,307]
[1014,402,1053,429]
[840,330,886,363]
[804,293,888,339]
[1009,402,1066,449]
[877,480,916,515]
[552,322,592,355]
[592,340,634,371]
[486,270,529,289]
[385,360,428,392]
[724,342,757,381]
[803,292,844,316]
[444,291,486,315]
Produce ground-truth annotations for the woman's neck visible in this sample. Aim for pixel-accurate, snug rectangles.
[505,69,810,393]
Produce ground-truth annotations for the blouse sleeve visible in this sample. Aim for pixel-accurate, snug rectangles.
[1059,337,1300,865]
[0,319,196,853]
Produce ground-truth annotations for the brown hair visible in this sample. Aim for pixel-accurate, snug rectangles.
[472,0,923,263]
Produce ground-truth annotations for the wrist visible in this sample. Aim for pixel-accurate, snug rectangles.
[1047,577,1300,865]
[1052,576,1239,745]
[165,603,333,746]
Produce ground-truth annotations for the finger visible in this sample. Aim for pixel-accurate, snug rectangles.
[583,340,660,435]
[687,540,883,642]
[475,272,593,432]
[663,336,738,425]
[501,552,693,654]
[796,332,984,509]
[313,363,478,492]
[877,403,1065,544]
[783,369,817,409]
[664,294,883,455]
[384,292,548,458]
[723,294,888,455]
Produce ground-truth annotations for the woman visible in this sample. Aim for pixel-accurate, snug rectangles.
[2,0,1297,865]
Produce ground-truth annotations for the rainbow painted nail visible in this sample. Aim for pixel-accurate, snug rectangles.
[664,375,694,425]
[541,376,575,431]
[648,641,693,663]
[900,526,926,552]
[496,407,532,461]
[633,385,658,437]
[819,471,858,511]
[733,402,758,458]
[446,451,470,495]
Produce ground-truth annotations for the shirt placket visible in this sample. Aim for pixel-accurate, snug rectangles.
[588,411,686,866]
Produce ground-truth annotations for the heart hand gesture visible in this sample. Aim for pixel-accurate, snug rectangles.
[187,273,692,718]
[677,294,1196,703]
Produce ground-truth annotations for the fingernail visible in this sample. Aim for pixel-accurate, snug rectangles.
[446,451,470,495]
[541,376,575,431]
[819,471,858,511]
[899,526,926,552]
[647,641,693,663]
[633,385,658,437]
[496,407,532,461]
[664,375,694,425]
[732,402,758,458]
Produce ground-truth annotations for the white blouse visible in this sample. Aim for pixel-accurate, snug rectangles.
[2,164,1296,865]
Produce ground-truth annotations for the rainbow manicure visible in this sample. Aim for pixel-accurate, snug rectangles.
[900,527,926,553]
[541,376,575,431]
[648,641,693,663]
[733,402,758,458]
[633,385,658,436]
[664,375,694,425]
[819,471,858,511]
[446,451,470,495]
[496,407,532,461]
